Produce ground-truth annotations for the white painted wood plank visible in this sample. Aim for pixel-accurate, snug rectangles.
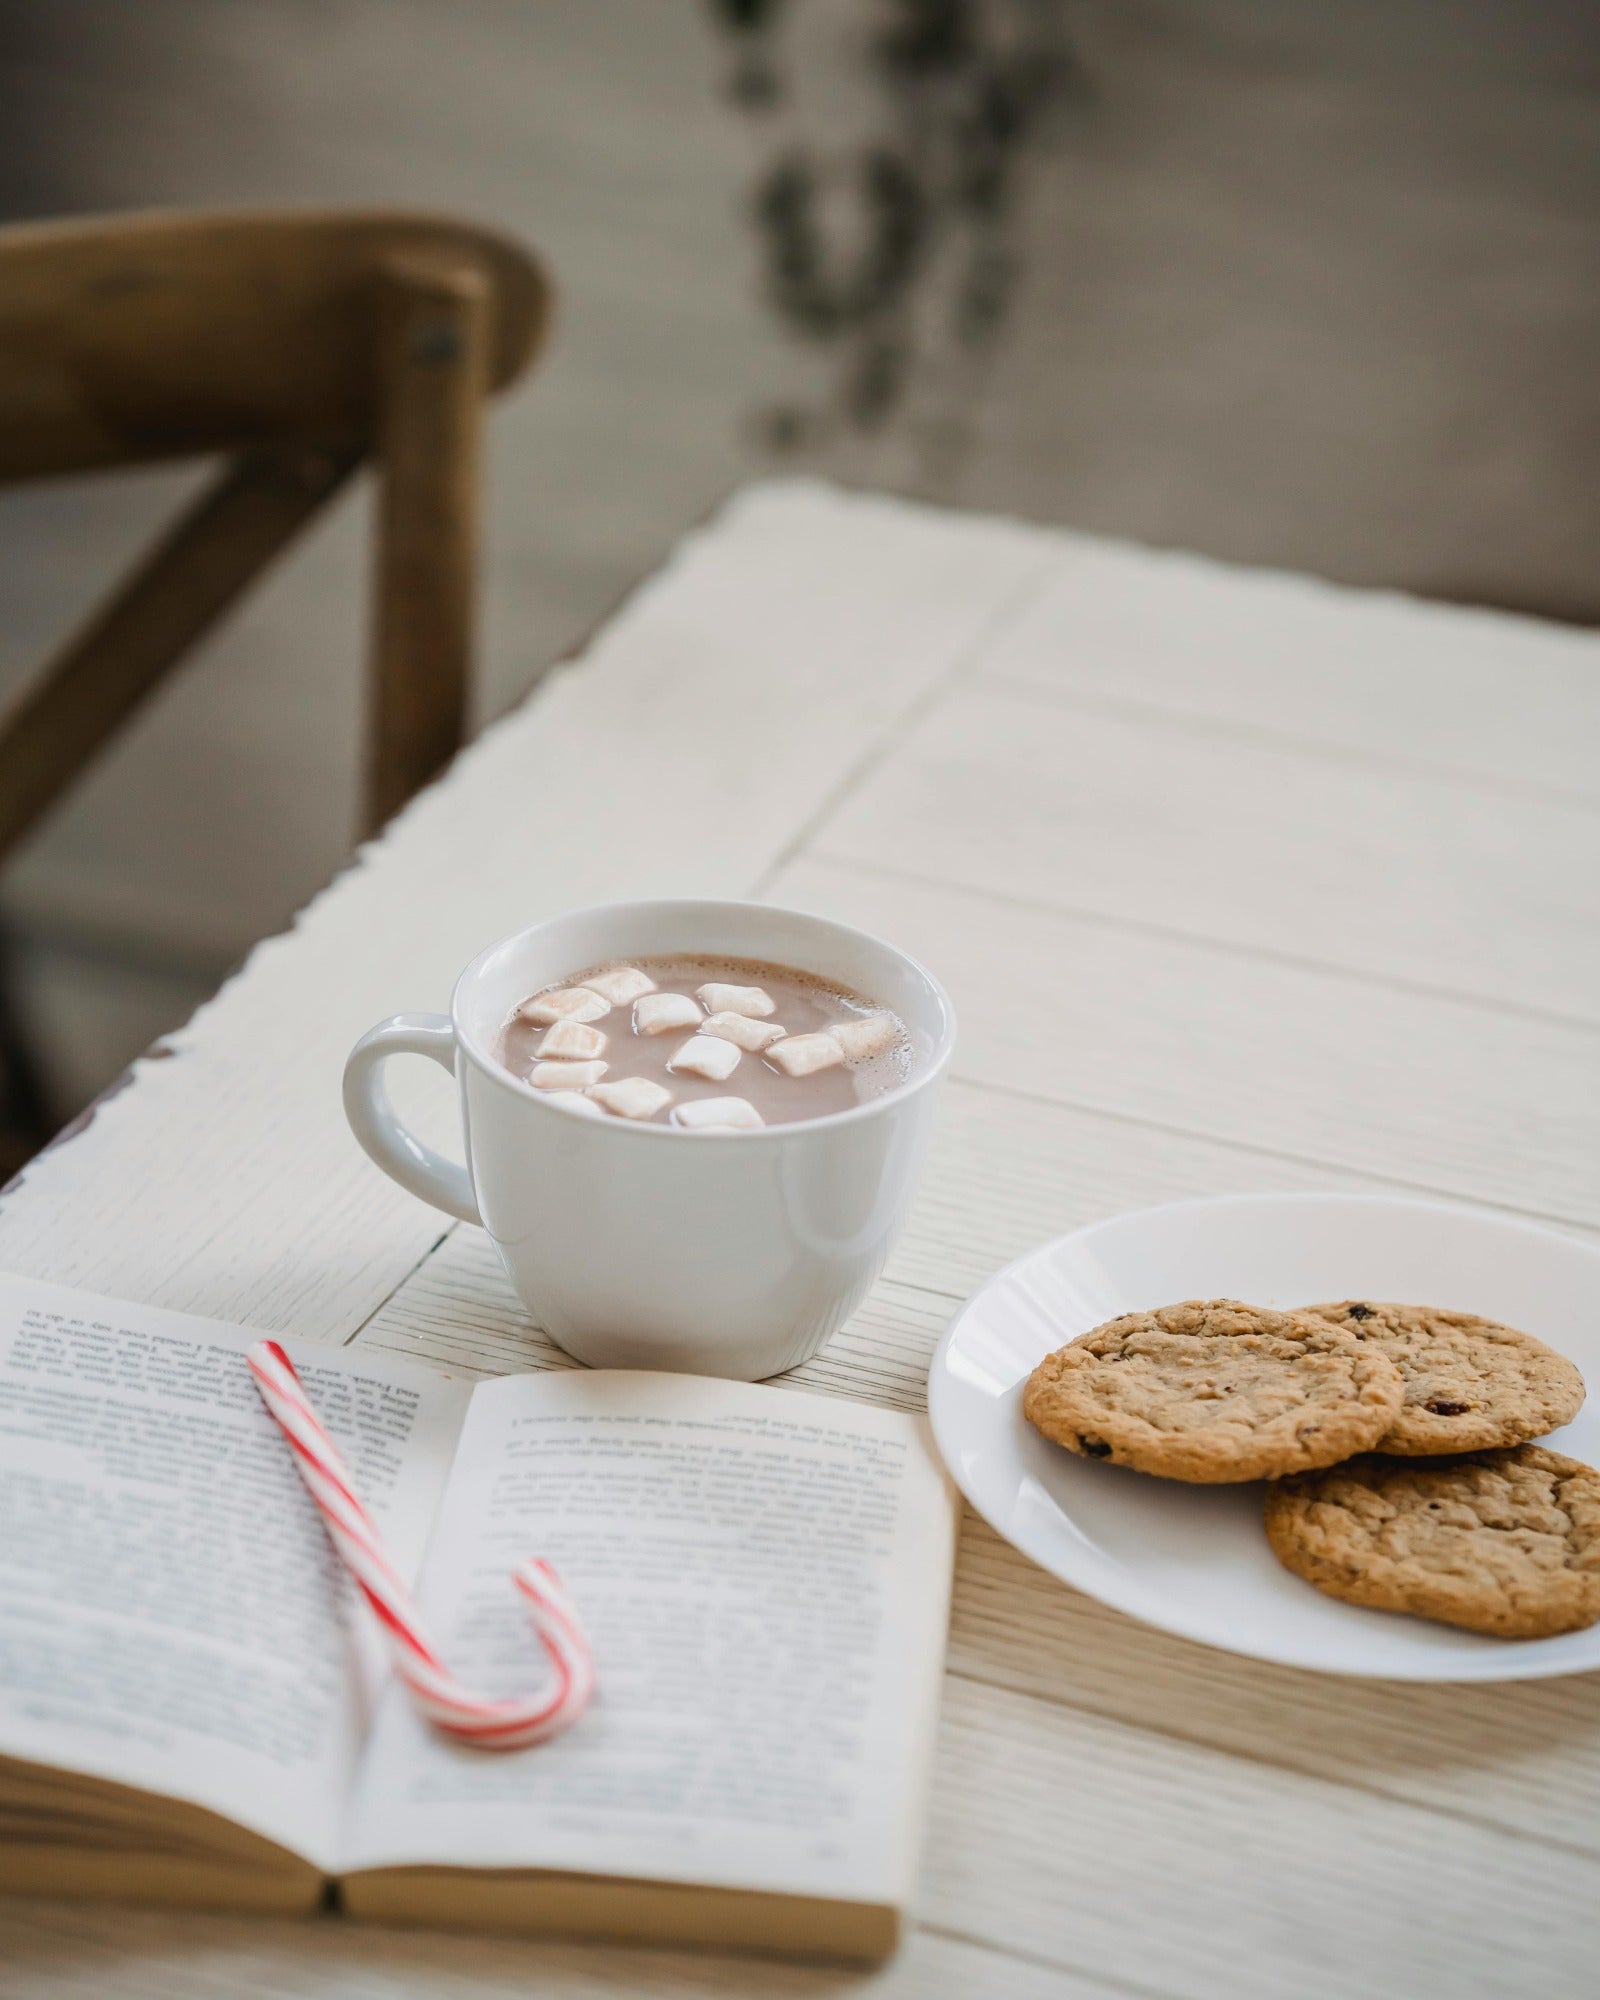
[951,1514,1600,1862]
[0,1899,1112,2000]
[768,858,1600,1228]
[977,535,1600,802]
[891,1082,1599,1307]
[0,484,1050,1339]
[356,1226,567,1377]
[817,683,1600,1022]
[926,1676,1599,2000]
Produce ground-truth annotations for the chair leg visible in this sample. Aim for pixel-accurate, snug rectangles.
[364,253,492,837]
[0,924,55,1178]
[0,443,359,870]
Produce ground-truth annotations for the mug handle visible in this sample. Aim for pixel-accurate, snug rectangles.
[343,1013,482,1225]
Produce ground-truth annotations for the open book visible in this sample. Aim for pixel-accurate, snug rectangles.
[0,1274,957,1958]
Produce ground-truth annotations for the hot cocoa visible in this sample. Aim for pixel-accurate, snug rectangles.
[496,953,915,1130]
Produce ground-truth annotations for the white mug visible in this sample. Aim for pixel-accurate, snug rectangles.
[343,900,955,1379]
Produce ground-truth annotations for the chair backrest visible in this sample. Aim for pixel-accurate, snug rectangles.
[0,207,548,481]
[0,206,551,875]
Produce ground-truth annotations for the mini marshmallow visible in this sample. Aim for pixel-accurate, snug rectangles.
[673,1096,764,1131]
[828,1012,900,1061]
[667,1034,742,1082]
[765,1032,842,1077]
[695,983,774,1019]
[589,1077,672,1121]
[528,1059,608,1091]
[536,1019,607,1061]
[550,1091,607,1119]
[520,985,608,1026]
[703,1011,787,1053]
[633,991,703,1037]
[586,965,656,1006]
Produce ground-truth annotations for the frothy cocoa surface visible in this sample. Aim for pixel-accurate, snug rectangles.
[497,953,915,1128]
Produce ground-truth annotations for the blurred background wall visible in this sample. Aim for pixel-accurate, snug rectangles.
[0,0,1596,1138]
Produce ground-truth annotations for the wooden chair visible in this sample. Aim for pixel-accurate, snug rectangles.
[0,207,549,1165]
[0,206,550,848]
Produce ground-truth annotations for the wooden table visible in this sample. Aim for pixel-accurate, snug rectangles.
[3,483,1598,1999]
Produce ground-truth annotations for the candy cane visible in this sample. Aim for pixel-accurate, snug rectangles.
[246,1339,593,1749]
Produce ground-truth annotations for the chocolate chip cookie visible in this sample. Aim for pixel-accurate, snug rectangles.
[1304,1301,1584,1455]
[1022,1299,1404,1483]
[1264,1445,1600,1639]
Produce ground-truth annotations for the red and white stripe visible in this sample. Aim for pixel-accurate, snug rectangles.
[246,1339,593,1749]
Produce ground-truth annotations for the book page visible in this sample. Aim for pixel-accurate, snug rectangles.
[343,1372,957,1906]
[0,1275,469,1873]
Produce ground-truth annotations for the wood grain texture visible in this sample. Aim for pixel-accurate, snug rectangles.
[768,857,1600,1228]
[885,1082,1600,1308]
[816,683,1600,1023]
[950,1514,1600,1859]
[975,535,1600,804]
[4,485,1598,1997]
[925,1677,1599,2000]
[364,255,490,833]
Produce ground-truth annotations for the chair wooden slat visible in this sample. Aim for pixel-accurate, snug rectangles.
[365,254,493,834]
[0,443,359,867]
[0,208,547,481]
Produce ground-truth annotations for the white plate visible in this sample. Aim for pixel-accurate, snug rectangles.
[928,1193,1600,1681]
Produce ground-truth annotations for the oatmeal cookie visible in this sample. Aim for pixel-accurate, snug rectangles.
[1021,1299,1403,1483]
[1264,1445,1600,1639]
[1302,1301,1583,1455]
